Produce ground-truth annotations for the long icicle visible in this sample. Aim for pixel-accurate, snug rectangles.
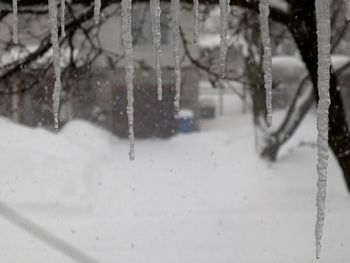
[258,0,272,127]
[171,0,181,111]
[193,0,199,43]
[12,0,18,44]
[61,0,66,37]
[150,0,162,100]
[94,0,101,24]
[121,0,135,160]
[219,0,228,78]
[315,0,331,259]
[48,0,62,131]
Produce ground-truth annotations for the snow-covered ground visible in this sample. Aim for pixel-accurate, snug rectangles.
[0,95,349,263]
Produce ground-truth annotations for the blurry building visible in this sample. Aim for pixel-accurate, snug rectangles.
[0,3,201,137]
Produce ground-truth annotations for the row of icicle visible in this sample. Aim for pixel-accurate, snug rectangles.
[257,0,332,258]
[8,0,340,258]
[10,0,186,156]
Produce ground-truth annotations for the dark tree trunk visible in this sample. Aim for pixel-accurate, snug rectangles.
[260,79,315,161]
[328,74,350,191]
[260,1,350,191]
[290,1,350,191]
[261,138,280,161]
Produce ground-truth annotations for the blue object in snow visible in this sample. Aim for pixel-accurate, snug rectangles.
[176,109,194,133]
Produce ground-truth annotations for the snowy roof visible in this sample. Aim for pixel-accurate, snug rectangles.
[198,33,249,56]
[271,55,350,86]
[198,34,220,48]
[176,109,194,119]
[0,44,77,68]
[272,56,305,68]
[270,0,288,12]
[272,55,350,71]
[202,7,220,32]
[331,55,350,70]
[271,56,306,84]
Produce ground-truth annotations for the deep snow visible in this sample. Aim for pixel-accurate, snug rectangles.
[0,95,349,263]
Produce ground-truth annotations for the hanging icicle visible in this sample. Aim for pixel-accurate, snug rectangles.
[315,0,331,259]
[193,0,199,43]
[171,0,181,111]
[61,0,66,37]
[12,0,18,44]
[94,0,101,24]
[258,0,272,127]
[150,0,163,101]
[48,0,62,130]
[226,0,231,16]
[121,0,135,160]
[346,0,350,21]
[219,0,228,78]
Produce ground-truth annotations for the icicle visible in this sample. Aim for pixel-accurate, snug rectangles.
[171,0,181,111]
[12,0,18,44]
[150,0,162,101]
[193,0,199,43]
[219,0,228,78]
[121,0,135,160]
[94,0,101,24]
[315,0,331,259]
[258,0,272,127]
[61,0,66,37]
[48,0,62,130]
[226,0,231,16]
[346,0,350,21]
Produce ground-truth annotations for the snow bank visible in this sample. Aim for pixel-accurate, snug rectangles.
[0,98,349,262]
